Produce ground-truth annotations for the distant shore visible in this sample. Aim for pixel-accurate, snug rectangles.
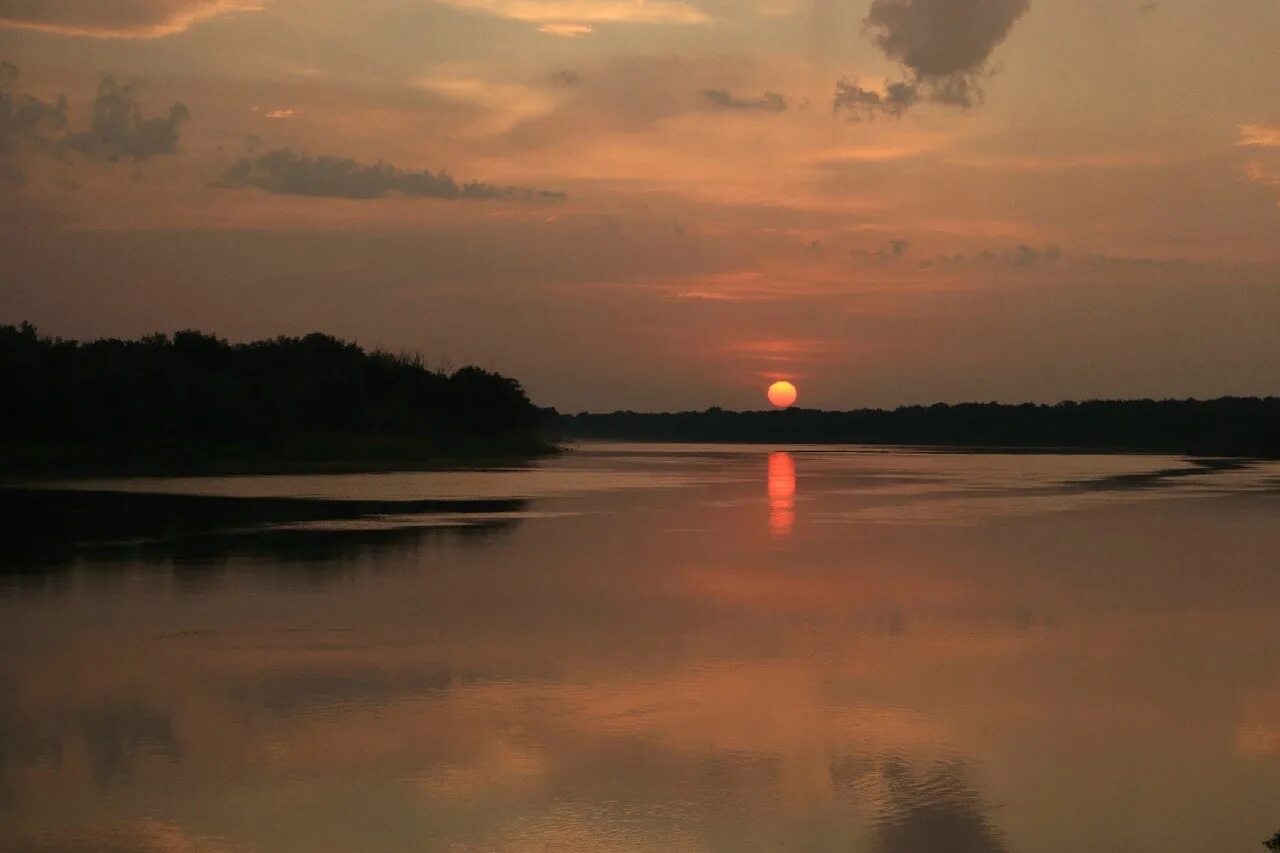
[562,397,1280,459]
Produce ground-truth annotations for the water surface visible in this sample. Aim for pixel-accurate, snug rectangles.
[3,444,1280,851]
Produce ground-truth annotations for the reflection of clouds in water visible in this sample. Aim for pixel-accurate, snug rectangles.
[830,755,1009,852]
[6,819,239,853]
[1238,688,1280,759]
[869,759,1009,853]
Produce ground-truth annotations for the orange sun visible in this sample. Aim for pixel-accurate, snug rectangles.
[767,381,798,409]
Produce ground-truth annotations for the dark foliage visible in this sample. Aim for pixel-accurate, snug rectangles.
[1266,831,1280,851]
[565,397,1280,457]
[0,323,553,471]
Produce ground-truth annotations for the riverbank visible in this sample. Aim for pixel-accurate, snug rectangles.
[0,433,560,479]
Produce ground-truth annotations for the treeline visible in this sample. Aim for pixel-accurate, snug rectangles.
[564,398,1280,457]
[0,323,555,473]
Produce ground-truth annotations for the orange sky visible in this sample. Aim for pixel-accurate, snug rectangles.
[1,0,1278,410]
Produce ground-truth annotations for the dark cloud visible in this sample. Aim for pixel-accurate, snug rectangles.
[0,60,69,154]
[835,0,1030,118]
[0,62,187,165]
[832,77,919,118]
[850,238,912,261]
[550,69,580,87]
[702,88,788,112]
[66,75,189,160]
[917,243,1062,269]
[218,147,567,202]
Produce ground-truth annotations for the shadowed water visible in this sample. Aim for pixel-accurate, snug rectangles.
[2,444,1280,851]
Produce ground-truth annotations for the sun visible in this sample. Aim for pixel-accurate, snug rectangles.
[767,381,798,409]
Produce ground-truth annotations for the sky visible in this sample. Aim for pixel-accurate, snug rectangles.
[1,0,1278,412]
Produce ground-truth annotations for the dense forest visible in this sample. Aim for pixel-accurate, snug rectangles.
[0,323,556,474]
[565,399,1280,458]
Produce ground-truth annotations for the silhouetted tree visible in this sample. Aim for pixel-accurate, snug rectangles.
[0,324,552,469]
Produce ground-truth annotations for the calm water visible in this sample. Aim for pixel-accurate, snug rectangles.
[3,444,1280,852]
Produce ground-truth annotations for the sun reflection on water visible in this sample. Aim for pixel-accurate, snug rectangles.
[768,451,795,538]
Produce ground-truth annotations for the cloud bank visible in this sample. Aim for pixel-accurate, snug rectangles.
[0,0,262,38]
[835,0,1030,119]
[219,147,567,201]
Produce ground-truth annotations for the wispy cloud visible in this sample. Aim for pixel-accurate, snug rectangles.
[1236,124,1280,148]
[725,338,845,362]
[538,22,593,36]
[415,74,564,134]
[432,0,709,25]
[0,0,263,38]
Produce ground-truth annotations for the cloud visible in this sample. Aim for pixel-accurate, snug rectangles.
[1242,161,1280,189]
[0,0,262,38]
[538,22,593,36]
[915,243,1063,270]
[414,74,564,135]
[549,69,580,87]
[835,0,1030,118]
[1237,124,1280,148]
[66,75,190,160]
[218,147,567,201]
[0,62,187,164]
[702,89,788,112]
[832,77,919,119]
[431,0,709,25]
[850,238,912,262]
[0,60,69,155]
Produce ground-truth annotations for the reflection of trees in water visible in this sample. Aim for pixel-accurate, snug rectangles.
[833,754,1008,853]
[78,702,180,785]
[0,699,177,790]
[2,487,526,591]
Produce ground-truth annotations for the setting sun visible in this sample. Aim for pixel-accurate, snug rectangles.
[767,381,798,409]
